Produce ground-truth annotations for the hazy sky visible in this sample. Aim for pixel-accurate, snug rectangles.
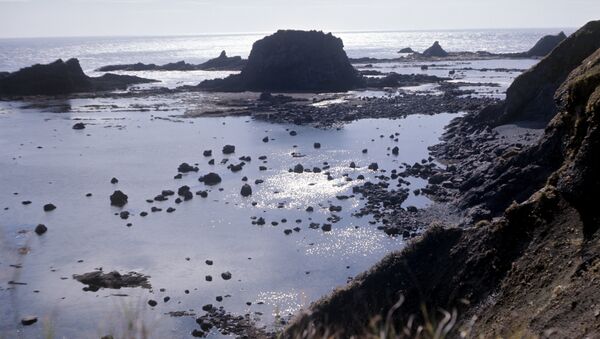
[0,0,598,38]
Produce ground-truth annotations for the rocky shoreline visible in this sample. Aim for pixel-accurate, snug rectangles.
[282,20,600,338]
[3,24,597,338]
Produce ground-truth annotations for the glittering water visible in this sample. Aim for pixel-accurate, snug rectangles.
[0,28,571,72]
[0,102,457,338]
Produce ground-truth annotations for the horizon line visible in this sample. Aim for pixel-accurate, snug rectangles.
[0,26,575,40]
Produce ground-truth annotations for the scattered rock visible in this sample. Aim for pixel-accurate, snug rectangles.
[34,224,47,235]
[199,173,222,185]
[110,191,128,207]
[222,145,235,154]
[20,316,37,326]
[240,184,253,197]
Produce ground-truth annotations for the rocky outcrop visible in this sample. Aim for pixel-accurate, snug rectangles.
[477,20,600,126]
[365,72,448,88]
[284,29,600,339]
[398,47,415,53]
[0,58,156,97]
[198,50,246,70]
[524,31,567,57]
[197,30,364,92]
[422,41,448,57]
[96,51,246,72]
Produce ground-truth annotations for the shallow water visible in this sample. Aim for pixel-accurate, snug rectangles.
[0,101,458,338]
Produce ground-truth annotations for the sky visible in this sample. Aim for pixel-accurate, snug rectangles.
[0,0,598,38]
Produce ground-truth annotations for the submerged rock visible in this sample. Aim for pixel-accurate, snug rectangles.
[72,122,85,130]
[0,58,156,97]
[73,270,151,292]
[422,41,448,57]
[20,316,37,326]
[198,30,364,92]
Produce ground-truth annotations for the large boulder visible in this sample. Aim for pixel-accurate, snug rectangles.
[525,31,567,57]
[477,20,600,126]
[422,41,448,57]
[0,58,156,97]
[198,30,364,92]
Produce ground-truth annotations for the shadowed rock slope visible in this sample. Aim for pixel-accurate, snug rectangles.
[283,41,600,339]
[524,31,567,57]
[477,20,600,127]
[0,58,156,97]
[197,30,364,92]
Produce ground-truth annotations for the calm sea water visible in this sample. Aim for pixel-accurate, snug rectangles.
[0,28,572,72]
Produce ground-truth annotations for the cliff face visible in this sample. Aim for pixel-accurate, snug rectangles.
[283,35,600,339]
[481,20,600,126]
[198,30,364,92]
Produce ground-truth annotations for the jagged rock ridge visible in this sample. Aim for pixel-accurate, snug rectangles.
[0,58,156,96]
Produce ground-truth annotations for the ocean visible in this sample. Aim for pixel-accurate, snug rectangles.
[0,28,572,72]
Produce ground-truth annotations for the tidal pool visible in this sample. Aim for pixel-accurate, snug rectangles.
[0,102,457,338]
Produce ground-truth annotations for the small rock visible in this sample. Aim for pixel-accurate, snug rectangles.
[34,224,47,235]
[110,191,128,207]
[72,122,85,130]
[222,145,235,154]
[199,173,222,185]
[240,184,252,197]
[43,203,56,212]
[20,316,37,326]
[221,272,232,280]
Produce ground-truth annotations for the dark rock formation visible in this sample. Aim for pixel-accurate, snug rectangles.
[72,122,85,130]
[198,50,246,70]
[366,72,448,88]
[96,51,246,72]
[197,30,364,92]
[34,224,48,235]
[240,184,252,197]
[73,270,151,292]
[525,31,567,57]
[398,47,415,53]
[422,41,448,57]
[0,58,156,97]
[476,20,600,126]
[199,172,222,185]
[110,190,128,207]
